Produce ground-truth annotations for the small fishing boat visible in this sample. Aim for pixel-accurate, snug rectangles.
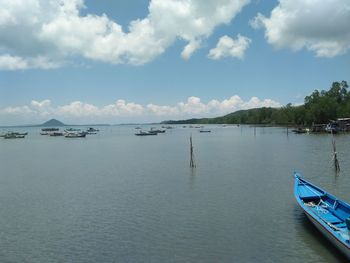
[49,132,64,136]
[11,132,28,136]
[292,128,307,134]
[65,128,81,132]
[87,127,99,132]
[199,130,211,133]
[150,128,166,134]
[325,123,339,134]
[3,132,25,139]
[42,128,59,132]
[135,131,157,136]
[65,132,86,138]
[294,172,350,259]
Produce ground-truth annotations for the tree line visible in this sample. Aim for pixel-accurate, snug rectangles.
[162,81,349,125]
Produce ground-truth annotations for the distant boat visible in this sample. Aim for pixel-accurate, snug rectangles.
[294,172,350,259]
[325,123,339,134]
[292,128,307,134]
[12,132,28,136]
[1,131,27,137]
[42,128,59,132]
[135,131,158,136]
[149,128,166,134]
[87,127,99,132]
[199,130,211,133]
[65,128,81,132]
[3,132,25,139]
[49,132,63,136]
[65,132,86,138]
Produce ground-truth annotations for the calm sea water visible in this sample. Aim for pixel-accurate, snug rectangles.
[0,125,350,263]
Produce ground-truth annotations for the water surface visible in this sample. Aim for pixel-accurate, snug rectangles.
[0,125,349,262]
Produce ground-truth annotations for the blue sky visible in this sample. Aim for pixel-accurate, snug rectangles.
[0,0,349,125]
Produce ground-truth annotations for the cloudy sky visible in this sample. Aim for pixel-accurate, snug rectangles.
[1,0,349,125]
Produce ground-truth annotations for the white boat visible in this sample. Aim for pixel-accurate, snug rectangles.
[65,132,86,138]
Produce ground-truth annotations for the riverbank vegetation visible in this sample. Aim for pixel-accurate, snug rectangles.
[162,81,349,126]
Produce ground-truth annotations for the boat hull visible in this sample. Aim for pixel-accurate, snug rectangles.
[294,173,350,259]
[304,210,350,258]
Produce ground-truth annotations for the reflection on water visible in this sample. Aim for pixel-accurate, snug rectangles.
[0,125,350,262]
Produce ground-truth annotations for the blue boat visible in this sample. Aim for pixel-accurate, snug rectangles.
[294,172,350,259]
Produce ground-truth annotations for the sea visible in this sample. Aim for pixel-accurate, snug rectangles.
[0,125,350,263]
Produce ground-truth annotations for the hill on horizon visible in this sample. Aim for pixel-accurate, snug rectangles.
[41,119,65,127]
[161,107,279,125]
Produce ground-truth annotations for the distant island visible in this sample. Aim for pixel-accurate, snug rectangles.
[38,119,109,127]
[41,119,65,127]
[162,81,349,126]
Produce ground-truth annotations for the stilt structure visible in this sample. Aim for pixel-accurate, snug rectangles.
[190,134,196,168]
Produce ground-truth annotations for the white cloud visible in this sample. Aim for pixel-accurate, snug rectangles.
[252,0,350,57]
[181,40,201,60]
[208,34,251,60]
[101,100,144,116]
[0,55,28,70]
[0,0,250,70]
[0,55,60,70]
[0,96,281,124]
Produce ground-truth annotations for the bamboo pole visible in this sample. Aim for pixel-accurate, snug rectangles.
[331,131,340,172]
[190,134,196,168]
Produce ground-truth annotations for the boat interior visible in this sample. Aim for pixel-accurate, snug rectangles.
[297,180,350,229]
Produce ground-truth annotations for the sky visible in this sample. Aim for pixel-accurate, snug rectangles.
[0,0,349,125]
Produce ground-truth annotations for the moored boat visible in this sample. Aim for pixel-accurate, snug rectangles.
[149,128,166,134]
[65,128,81,132]
[65,132,86,138]
[49,132,64,136]
[3,132,25,139]
[87,127,99,132]
[292,128,307,134]
[325,123,339,134]
[294,172,350,259]
[135,131,158,136]
[42,128,59,132]
[86,127,99,134]
[11,132,28,136]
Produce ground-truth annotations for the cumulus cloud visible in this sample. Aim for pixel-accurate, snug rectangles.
[0,96,281,124]
[0,0,250,70]
[252,0,350,57]
[208,34,251,60]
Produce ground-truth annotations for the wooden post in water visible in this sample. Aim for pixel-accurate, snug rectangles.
[190,134,196,168]
[331,131,340,172]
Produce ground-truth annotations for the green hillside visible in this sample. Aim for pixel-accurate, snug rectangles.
[162,81,349,126]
